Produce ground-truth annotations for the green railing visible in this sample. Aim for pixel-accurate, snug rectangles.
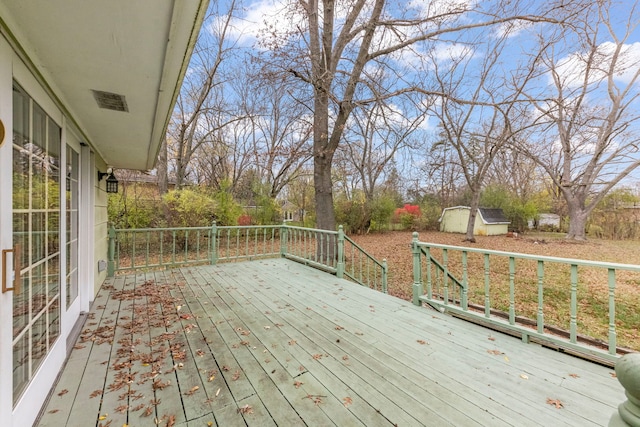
[411,232,640,364]
[107,223,387,291]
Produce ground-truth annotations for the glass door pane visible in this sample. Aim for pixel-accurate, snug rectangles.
[12,83,61,403]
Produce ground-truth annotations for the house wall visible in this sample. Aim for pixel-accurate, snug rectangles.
[0,32,108,427]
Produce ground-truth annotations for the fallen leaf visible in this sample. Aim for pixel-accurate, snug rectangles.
[546,398,564,409]
[99,414,108,420]
[335,325,344,330]
[48,409,59,414]
[294,381,304,389]
[343,397,353,406]
[488,336,496,341]
[89,389,103,398]
[216,388,221,397]
[237,404,253,414]
[232,370,241,381]
[312,354,323,360]
[487,349,503,355]
[184,386,199,396]
[58,389,69,397]
[417,339,428,345]
[519,374,529,380]
[610,372,617,378]
[568,373,580,378]
[288,339,297,346]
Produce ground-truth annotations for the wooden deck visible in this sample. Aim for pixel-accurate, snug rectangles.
[37,258,624,426]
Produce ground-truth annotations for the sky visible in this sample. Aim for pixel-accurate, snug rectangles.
[199,0,640,191]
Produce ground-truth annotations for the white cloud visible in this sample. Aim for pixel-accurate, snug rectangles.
[554,41,640,87]
[211,0,300,47]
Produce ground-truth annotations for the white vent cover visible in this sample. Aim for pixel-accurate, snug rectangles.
[91,90,129,112]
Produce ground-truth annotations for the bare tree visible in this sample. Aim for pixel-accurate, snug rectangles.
[247,79,314,198]
[165,1,242,189]
[259,0,569,232]
[518,0,640,240]
[426,21,546,242]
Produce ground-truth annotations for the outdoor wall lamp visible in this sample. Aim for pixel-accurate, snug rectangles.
[98,167,119,193]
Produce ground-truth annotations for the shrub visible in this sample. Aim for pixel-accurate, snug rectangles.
[162,188,217,227]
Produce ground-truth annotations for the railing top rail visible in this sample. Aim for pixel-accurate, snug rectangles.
[414,238,640,272]
[113,226,211,233]
[343,235,385,269]
[282,225,339,234]
[216,225,279,230]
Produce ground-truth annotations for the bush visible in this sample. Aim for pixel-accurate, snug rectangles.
[162,188,217,227]
[108,192,159,229]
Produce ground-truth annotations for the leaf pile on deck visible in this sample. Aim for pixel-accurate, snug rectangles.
[79,279,212,425]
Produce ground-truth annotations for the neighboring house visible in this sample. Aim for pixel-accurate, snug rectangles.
[281,200,305,223]
[439,206,511,236]
[0,2,208,426]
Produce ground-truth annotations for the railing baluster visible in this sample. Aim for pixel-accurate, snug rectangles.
[382,259,388,293]
[537,260,544,334]
[185,230,189,262]
[132,231,137,269]
[570,264,578,343]
[160,230,164,265]
[145,230,150,267]
[425,247,432,300]
[411,232,422,306]
[509,257,515,325]
[608,268,617,354]
[171,230,176,266]
[484,254,490,318]
[443,248,449,306]
[461,251,468,311]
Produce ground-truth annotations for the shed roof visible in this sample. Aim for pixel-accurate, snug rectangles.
[478,208,510,224]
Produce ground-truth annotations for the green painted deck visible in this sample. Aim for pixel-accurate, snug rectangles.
[37,258,624,426]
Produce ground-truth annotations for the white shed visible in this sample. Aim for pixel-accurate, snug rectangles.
[439,206,510,236]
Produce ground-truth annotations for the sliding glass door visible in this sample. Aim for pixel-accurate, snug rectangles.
[12,83,61,403]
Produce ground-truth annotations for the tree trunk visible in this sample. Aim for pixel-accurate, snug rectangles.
[465,190,481,243]
[157,138,168,195]
[565,200,589,240]
[314,153,336,231]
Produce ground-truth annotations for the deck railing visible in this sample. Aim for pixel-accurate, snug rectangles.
[411,232,640,364]
[107,223,387,291]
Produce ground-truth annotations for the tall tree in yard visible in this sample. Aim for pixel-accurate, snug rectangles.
[261,0,570,231]
[164,1,241,189]
[426,19,551,242]
[517,1,640,240]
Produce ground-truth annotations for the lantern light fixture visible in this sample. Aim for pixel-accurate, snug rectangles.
[98,167,119,193]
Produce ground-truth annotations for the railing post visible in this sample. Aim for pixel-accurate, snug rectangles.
[210,221,218,265]
[336,225,345,278]
[412,232,422,306]
[609,353,640,426]
[107,225,116,277]
[280,222,288,257]
[382,259,388,294]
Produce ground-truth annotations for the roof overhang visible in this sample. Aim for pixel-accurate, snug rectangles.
[0,0,209,170]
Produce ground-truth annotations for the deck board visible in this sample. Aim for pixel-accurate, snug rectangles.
[37,258,625,426]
